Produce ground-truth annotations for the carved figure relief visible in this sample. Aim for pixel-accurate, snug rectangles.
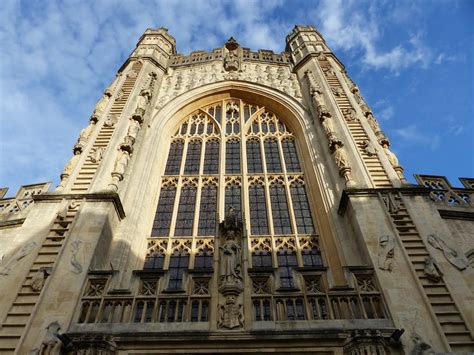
[423,256,442,283]
[70,240,83,274]
[109,149,131,191]
[220,237,242,285]
[93,91,112,117]
[378,235,395,271]
[427,234,468,270]
[104,114,118,128]
[56,149,81,192]
[30,267,51,292]
[76,119,97,149]
[33,321,62,355]
[410,333,434,355]
[0,241,38,275]
[90,147,105,163]
[360,140,377,156]
[126,118,141,143]
[330,142,354,187]
[331,86,344,97]
[342,107,358,122]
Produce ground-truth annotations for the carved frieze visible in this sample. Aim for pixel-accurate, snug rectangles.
[427,234,468,270]
[378,235,395,271]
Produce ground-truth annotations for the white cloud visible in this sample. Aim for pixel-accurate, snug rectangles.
[311,0,435,72]
[394,125,440,150]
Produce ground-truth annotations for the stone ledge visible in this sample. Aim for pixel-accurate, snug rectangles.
[32,192,126,220]
[338,186,430,215]
[438,209,474,221]
[0,218,25,229]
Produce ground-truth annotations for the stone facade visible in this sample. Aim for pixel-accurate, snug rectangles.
[0,25,473,354]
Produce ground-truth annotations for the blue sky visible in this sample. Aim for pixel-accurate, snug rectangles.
[0,0,473,195]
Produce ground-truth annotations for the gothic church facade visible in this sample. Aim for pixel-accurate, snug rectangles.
[0,25,473,354]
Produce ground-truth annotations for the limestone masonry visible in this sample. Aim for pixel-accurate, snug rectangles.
[0,25,473,354]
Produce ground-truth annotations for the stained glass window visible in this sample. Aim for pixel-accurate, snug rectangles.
[225,184,242,220]
[270,183,293,235]
[168,253,189,290]
[164,141,184,175]
[282,138,301,172]
[203,140,219,174]
[249,184,269,235]
[246,139,263,173]
[198,185,217,236]
[277,250,298,289]
[226,140,241,174]
[184,140,202,175]
[290,183,315,235]
[152,185,176,236]
[174,185,196,236]
[264,139,282,173]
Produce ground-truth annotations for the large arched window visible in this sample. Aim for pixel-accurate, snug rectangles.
[143,98,378,324]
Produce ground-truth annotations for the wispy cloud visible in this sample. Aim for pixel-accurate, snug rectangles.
[394,125,440,150]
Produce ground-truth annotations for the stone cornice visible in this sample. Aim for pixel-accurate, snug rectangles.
[32,192,126,220]
[338,186,431,215]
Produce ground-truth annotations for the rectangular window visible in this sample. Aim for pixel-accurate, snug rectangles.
[174,186,196,236]
[164,141,184,175]
[246,140,263,173]
[225,185,242,220]
[249,184,269,235]
[270,184,293,234]
[184,140,202,175]
[282,139,301,172]
[168,254,189,290]
[225,140,241,174]
[152,186,176,236]
[198,185,217,236]
[264,139,282,173]
[203,140,219,174]
[290,184,315,234]
[277,251,298,289]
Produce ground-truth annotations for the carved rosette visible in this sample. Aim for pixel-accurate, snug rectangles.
[217,208,244,329]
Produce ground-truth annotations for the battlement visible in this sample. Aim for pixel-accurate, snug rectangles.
[0,182,51,217]
[415,174,473,207]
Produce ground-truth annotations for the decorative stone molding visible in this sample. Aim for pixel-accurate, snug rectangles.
[378,235,395,272]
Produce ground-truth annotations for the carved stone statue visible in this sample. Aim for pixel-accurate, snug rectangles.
[112,149,130,178]
[30,267,51,292]
[104,114,118,127]
[218,295,243,329]
[93,91,111,117]
[332,142,355,188]
[56,149,81,191]
[378,235,395,271]
[331,86,344,97]
[34,321,62,355]
[361,140,377,156]
[76,120,97,149]
[0,241,38,275]
[351,85,364,104]
[126,118,141,143]
[90,147,105,163]
[427,234,468,270]
[220,237,242,285]
[323,66,337,77]
[423,256,442,283]
[382,143,399,167]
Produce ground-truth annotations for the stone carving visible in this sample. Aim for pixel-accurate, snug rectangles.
[126,118,141,145]
[410,333,434,355]
[57,199,69,220]
[104,114,118,128]
[56,148,81,192]
[75,119,97,151]
[381,192,400,213]
[90,147,105,163]
[331,141,355,188]
[427,234,468,270]
[115,89,125,101]
[70,240,83,274]
[156,62,302,109]
[92,91,112,118]
[226,102,239,114]
[218,295,244,329]
[360,140,377,156]
[342,107,358,122]
[423,256,442,283]
[0,241,38,275]
[331,86,344,97]
[218,207,244,330]
[109,149,130,191]
[224,37,240,72]
[323,66,337,77]
[378,235,395,271]
[31,321,62,355]
[30,267,51,292]
[126,69,138,79]
[382,142,405,181]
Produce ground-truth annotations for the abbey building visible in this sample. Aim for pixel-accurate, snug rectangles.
[0,25,473,354]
